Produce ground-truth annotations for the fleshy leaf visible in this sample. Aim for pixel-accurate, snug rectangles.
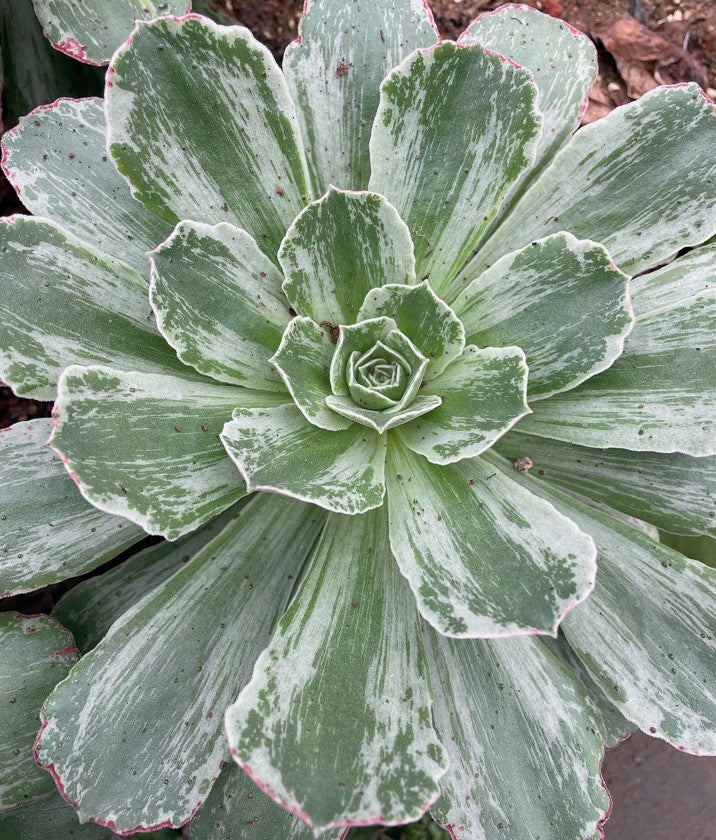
[1,97,171,278]
[425,630,608,839]
[225,507,447,834]
[106,15,310,259]
[0,419,143,598]
[386,439,596,638]
[30,0,191,65]
[520,243,716,456]
[221,403,387,514]
[0,791,118,840]
[279,188,416,325]
[369,41,541,294]
[52,502,247,652]
[357,281,465,379]
[35,495,326,833]
[452,233,633,399]
[459,5,596,169]
[50,366,284,540]
[467,84,716,278]
[283,0,438,194]
[0,216,186,400]
[270,317,352,431]
[496,431,716,538]
[490,454,716,755]
[150,221,290,390]
[0,612,78,810]
[394,345,529,464]
[329,316,397,397]
[325,394,442,434]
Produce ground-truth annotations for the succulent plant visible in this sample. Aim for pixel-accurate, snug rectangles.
[1,2,715,839]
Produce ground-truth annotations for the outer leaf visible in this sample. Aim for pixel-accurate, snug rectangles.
[31,0,191,65]
[150,221,290,390]
[394,345,529,464]
[385,439,596,638]
[660,532,716,569]
[468,84,716,278]
[52,502,247,652]
[496,430,716,537]
[357,281,465,380]
[35,495,326,833]
[0,419,143,598]
[452,233,633,398]
[0,613,78,810]
[221,403,387,514]
[106,15,310,260]
[271,317,352,431]
[630,239,716,314]
[1,98,171,278]
[279,188,416,325]
[225,507,447,835]
[283,0,438,194]
[0,791,116,840]
[520,255,716,455]
[369,41,541,293]
[490,454,716,755]
[0,216,185,400]
[424,630,608,840]
[459,5,596,168]
[50,366,283,540]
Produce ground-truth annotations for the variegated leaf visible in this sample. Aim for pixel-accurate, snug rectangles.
[0,612,78,810]
[451,233,633,399]
[50,366,284,540]
[0,216,186,400]
[186,763,334,840]
[0,791,118,839]
[150,221,290,390]
[2,98,171,278]
[496,431,716,537]
[459,5,596,169]
[279,188,416,325]
[369,41,541,294]
[31,0,191,65]
[424,630,608,840]
[106,15,310,259]
[357,281,465,380]
[467,84,716,279]
[35,495,326,833]
[225,507,447,834]
[52,503,247,652]
[660,532,716,569]
[385,439,596,638]
[0,419,143,598]
[283,0,438,195]
[394,345,529,464]
[221,403,387,514]
[489,453,716,755]
[520,244,716,456]
[271,317,352,431]
[630,239,716,314]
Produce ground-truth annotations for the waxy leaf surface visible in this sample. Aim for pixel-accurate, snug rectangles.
[0,791,117,839]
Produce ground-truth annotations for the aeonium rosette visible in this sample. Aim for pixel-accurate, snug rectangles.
[0,2,715,839]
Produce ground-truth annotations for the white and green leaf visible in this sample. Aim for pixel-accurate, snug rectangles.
[279,188,416,325]
[0,419,143,598]
[0,612,78,810]
[1,97,171,278]
[225,507,447,835]
[425,630,609,840]
[369,41,541,293]
[221,403,387,514]
[496,431,716,537]
[50,366,283,540]
[452,233,633,399]
[283,0,438,194]
[150,221,290,391]
[0,791,120,839]
[35,494,326,833]
[325,394,442,434]
[468,84,716,278]
[385,439,596,638]
[106,15,310,259]
[0,216,185,400]
[394,345,529,464]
